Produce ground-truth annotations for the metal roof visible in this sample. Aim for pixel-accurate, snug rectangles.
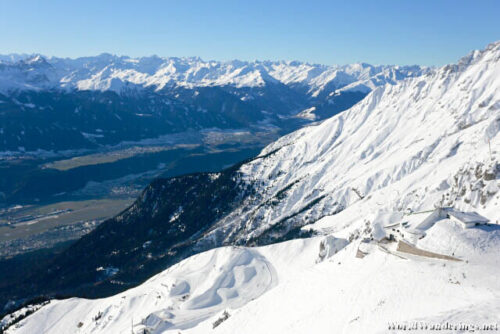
[447,210,489,224]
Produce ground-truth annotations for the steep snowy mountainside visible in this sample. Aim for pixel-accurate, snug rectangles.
[0,53,426,96]
[199,41,500,244]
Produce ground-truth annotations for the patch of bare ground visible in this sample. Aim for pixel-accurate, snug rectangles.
[396,240,461,261]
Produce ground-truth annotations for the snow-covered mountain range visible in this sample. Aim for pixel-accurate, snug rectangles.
[2,42,499,333]
[0,54,427,155]
[0,53,426,96]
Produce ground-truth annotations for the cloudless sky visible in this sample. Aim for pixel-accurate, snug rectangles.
[1,0,499,66]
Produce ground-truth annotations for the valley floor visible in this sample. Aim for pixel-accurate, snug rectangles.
[0,198,134,258]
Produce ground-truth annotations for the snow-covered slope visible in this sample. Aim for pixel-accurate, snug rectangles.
[2,246,280,333]
[5,223,500,333]
[198,41,500,245]
[0,53,426,96]
[3,42,499,333]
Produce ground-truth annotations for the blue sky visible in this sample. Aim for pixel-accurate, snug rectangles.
[1,0,499,66]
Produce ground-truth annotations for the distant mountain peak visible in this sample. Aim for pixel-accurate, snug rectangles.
[24,54,47,63]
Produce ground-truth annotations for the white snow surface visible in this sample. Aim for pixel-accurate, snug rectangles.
[6,225,500,333]
[4,42,500,333]
[4,246,280,333]
[0,53,427,95]
[199,41,500,244]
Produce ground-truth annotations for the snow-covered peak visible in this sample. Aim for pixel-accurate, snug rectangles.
[20,54,49,66]
[456,40,500,69]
